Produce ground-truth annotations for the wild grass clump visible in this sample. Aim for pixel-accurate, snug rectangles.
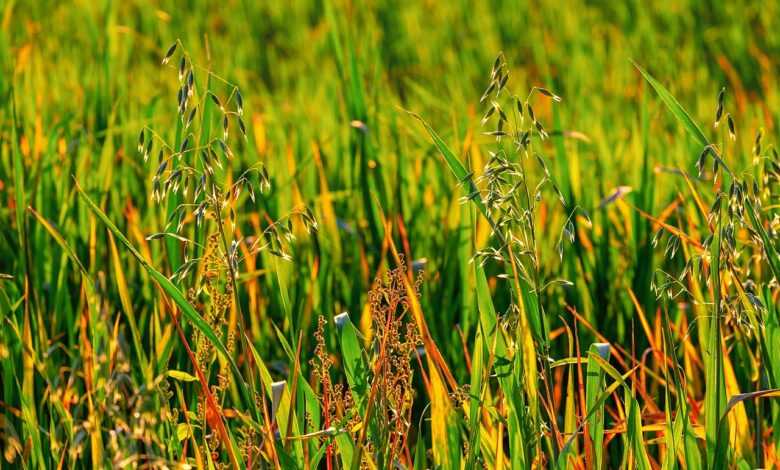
[2,3,780,469]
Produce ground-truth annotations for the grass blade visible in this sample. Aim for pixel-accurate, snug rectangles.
[586,343,610,470]
[632,62,708,147]
[74,179,256,419]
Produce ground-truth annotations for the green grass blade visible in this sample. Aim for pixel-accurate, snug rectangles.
[74,180,256,419]
[624,387,652,470]
[745,200,780,281]
[465,328,485,469]
[632,62,708,147]
[559,357,639,459]
[586,343,610,470]
[406,111,489,219]
[337,316,369,410]
[28,207,88,278]
[707,213,728,469]
[636,64,779,281]
[11,89,26,261]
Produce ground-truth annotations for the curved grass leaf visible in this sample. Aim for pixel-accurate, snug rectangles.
[586,343,610,470]
[74,180,256,420]
[406,110,489,220]
[559,354,640,461]
[632,62,708,147]
[634,62,779,282]
[337,317,369,410]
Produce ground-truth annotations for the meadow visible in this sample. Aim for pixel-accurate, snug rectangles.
[1,1,779,468]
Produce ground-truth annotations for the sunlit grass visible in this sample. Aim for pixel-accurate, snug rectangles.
[1,1,779,468]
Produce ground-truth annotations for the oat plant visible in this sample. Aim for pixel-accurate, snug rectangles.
[639,65,780,469]
[413,53,580,467]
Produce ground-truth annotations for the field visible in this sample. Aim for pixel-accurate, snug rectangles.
[1,1,779,468]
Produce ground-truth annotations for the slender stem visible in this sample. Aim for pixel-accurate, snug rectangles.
[214,199,245,327]
[212,194,264,423]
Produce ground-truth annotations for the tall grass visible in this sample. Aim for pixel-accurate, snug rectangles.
[1,1,779,468]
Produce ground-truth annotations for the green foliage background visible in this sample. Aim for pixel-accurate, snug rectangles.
[1,1,779,468]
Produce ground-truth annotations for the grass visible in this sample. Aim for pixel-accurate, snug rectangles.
[1,1,779,468]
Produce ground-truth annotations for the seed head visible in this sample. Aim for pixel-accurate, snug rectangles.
[162,42,177,65]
